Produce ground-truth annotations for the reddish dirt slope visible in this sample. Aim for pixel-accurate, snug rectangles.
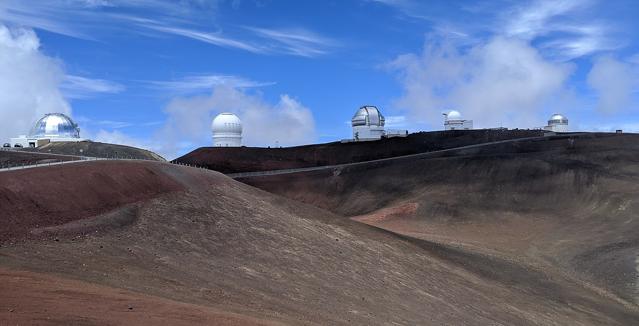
[0,161,183,243]
[1,158,638,324]
[239,133,639,307]
[175,129,542,173]
[0,267,276,326]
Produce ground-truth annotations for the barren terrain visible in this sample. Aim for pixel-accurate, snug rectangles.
[1,133,638,325]
[241,133,639,310]
[31,141,164,161]
[176,129,542,173]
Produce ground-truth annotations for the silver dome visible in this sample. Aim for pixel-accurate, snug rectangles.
[29,113,80,139]
[352,106,385,127]
[548,113,568,125]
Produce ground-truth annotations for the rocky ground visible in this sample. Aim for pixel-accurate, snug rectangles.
[1,133,638,325]
[30,141,165,161]
[0,150,80,168]
[241,133,639,311]
[175,129,542,173]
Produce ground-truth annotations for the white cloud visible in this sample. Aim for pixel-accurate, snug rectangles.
[388,36,574,129]
[61,75,125,99]
[94,129,144,147]
[501,0,620,60]
[371,0,621,60]
[139,22,266,54]
[1,1,339,57]
[146,74,274,93]
[587,56,638,113]
[503,0,589,40]
[0,24,71,141]
[155,85,316,158]
[244,27,339,57]
[384,115,408,129]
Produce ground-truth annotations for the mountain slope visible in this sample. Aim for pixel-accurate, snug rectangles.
[1,158,637,324]
[239,133,639,308]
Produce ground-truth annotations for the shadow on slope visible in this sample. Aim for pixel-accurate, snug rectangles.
[0,158,637,325]
[175,129,542,173]
[239,133,639,307]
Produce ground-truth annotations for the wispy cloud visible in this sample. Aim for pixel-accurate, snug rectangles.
[370,0,625,60]
[366,0,431,20]
[61,75,125,99]
[501,0,620,59]
[245,27,339,57]
[145,74,275,93]
[503,0,590,40]
[0,0,339,57]
[136,20,266,54]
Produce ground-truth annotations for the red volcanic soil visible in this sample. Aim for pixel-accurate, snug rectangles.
[0,267,275,326]
[239,133,639,308]
[2,155,639,324]
[0,160,183,243]
[175,129,542,173]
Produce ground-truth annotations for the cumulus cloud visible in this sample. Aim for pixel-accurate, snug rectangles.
[156,85,316,158]
[388,36,574,129]
[0,24,71,141]
[587,56,637,113]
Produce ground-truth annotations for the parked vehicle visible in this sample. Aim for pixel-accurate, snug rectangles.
[2,143,10,148]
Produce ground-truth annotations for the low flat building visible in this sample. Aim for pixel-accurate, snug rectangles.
[444,110,473,130]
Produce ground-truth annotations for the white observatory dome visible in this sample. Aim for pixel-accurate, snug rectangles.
[29,113,80,139]
[446,110,462,120]
[212,112,242,147]
[549,114,568,123]
[351,106,385,127]
[546,113,569,132]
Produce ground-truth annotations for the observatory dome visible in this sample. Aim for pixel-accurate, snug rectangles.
[446,110,462,120]
[29,113,80,139]
[212,113,242,147]
[549,114,568,124]
[352,106,385,127]
[545,113,569,132]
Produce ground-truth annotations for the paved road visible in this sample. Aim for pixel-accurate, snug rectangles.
[0,149,163,173]
[0,147,207,173]
[0,148,84,159]
[0,133,583,175]
[228,133,584,179]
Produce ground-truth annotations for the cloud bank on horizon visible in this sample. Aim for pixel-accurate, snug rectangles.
[0,0,637,158]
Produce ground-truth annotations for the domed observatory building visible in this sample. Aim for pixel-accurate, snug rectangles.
[212,113,242,147]
[352,105,386,141]
[10,113,85,148]
[443,110,473,130]
[544,114,569,132]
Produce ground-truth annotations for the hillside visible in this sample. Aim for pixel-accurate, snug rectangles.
[175,129,542,173]
[1,149,80,168]
[239,132,639,308]
[1,158,636,324]
[31,141,164,161]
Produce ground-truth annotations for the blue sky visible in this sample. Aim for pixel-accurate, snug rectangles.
[0,0,638,159]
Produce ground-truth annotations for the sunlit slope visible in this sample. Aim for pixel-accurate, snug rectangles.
[1,158,637,324]
[240,133,639,307]
[35,141,165,161]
